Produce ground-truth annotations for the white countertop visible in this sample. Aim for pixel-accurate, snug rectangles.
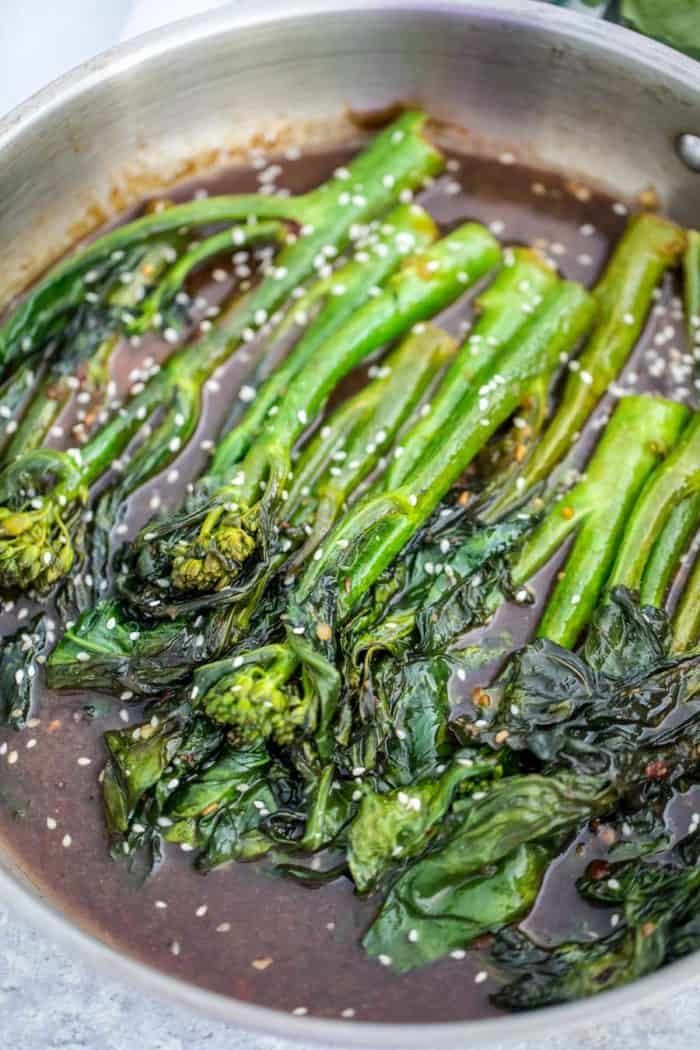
[1,4,698,1048]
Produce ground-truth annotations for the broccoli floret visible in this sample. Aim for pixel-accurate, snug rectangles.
[0,498,78,593]
[201,645,305,747]
[171,501,260,594]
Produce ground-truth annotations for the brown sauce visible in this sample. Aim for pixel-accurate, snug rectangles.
[0,139,693,1024]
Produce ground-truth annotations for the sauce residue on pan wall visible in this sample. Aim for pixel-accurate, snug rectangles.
[0,140,692,1024]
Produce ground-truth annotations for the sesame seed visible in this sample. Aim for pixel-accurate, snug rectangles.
[62,834,72,848]
[474,970,488,984]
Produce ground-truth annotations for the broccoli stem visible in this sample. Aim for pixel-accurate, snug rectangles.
[512,396,689,648]
[208,203,438,480]
[0,111,442,382]
[685,229,700,352]
[233,223,500,508]
[128,223,285,336]
[486,214,686,520]
[639,493,700,608]
[287,324,456,565]
[0,117,445,595]
[2,240,181,460]
[299,280,596,617]
[673,552,700,653]
[114,224,499,609]
[0,360,40,457]
[607,412,700,594]
[383,247,557,490]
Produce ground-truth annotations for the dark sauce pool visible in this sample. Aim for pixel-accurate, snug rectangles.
[0,135,694,1024]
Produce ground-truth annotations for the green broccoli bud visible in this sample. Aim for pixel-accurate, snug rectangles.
[0,499,77,593]
[200,645,305,747]
[171,501,259,594]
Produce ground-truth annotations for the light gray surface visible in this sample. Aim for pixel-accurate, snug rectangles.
[1,3,700,1049]
[3,897,700,1050]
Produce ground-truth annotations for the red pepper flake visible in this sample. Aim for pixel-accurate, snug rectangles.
[587,859,611,881]
[471,686,492,708]
[645,759,669,780]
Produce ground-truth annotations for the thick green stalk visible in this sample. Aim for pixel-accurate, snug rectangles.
[513,396,689,648]
[287,325,456,565]
[673,552,700,653]
[607,411,700,594]
[2,240,181,460]
[685,229,700,351]
[496,214,686,510]
[0,360,39,457]
[640,493,700,608]
[232,224,501,507]
[383,247,557,490]
[298,280,596,617]
[208,204,438,480]
[3,334,116,459]
[0,110,443,381]
[129,223,285,335]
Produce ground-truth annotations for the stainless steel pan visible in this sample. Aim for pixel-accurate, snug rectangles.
[1,1,699,1044]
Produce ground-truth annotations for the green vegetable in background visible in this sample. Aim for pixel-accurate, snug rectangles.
[622,0,700,60]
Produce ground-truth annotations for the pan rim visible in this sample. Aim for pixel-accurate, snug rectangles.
[1,1,699,1044]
